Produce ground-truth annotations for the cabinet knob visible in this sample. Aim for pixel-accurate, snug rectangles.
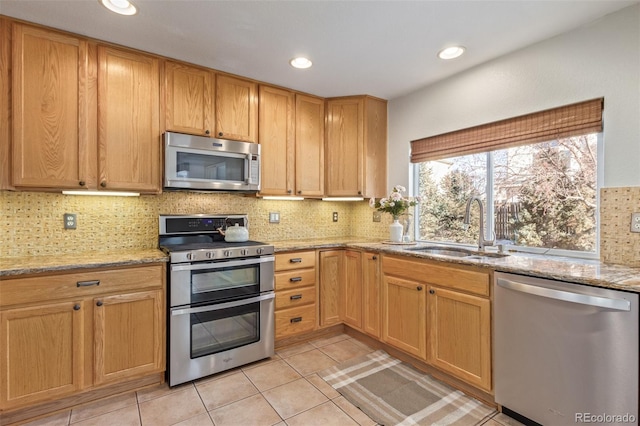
[205,130,210,135]
[297,190,302,195]
[73,304,81,311]
[287,189,292,194]
[372,255,378,260]
[79,180,85,187]
[100,181,107,188]
[358,191,362,195]
[417,286,423,291]
[96,301,103,307]
[218,132,223,137]
[429,289,435,295]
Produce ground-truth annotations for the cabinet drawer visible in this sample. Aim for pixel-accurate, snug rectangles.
[275,305,316,339]
[276,286,316,310]
[275,269,316,290]
[0,265,165,308]
[275,251,316,271]
[383,256,489,297]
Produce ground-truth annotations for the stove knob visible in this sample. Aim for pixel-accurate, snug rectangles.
[224,250,232,257]
[256,248,263,255]
[186,253,193,261]
[240,249,248,256]
[206,251,214,259]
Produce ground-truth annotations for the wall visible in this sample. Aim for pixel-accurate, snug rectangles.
[388,4,640,190]
[0,191,390,258]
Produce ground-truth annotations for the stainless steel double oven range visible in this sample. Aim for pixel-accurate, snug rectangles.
[159,214,275,387]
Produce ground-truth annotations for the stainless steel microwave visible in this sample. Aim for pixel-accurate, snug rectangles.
[163,132,260,192]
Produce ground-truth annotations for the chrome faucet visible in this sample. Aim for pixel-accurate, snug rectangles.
[463,196,495,251]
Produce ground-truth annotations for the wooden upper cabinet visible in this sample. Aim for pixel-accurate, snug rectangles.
[97,45,161,193]
[215,74,258,142]
[325,96,387,198]
[295,94,325,197]
[259,85,295,196]
[164,61,214,136]
[11,23,92,189]
[1,18,12,190]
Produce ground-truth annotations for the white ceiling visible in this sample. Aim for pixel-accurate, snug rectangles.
[0,0,637,100]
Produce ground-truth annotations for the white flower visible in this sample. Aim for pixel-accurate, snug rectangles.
[388,201,395,207]
[391,192,402,201]
[395,185,406,193]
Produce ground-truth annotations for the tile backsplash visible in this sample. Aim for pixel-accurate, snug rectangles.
[2,187,637,266]
[0,191,389,258]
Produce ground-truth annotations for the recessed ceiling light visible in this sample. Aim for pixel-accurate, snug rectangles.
[290,57,312,69]
[99,0,137,15]
[437,46,466,60]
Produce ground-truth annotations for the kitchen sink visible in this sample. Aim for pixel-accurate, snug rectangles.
[406,245,509,259]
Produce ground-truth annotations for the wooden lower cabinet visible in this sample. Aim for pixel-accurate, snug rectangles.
[342,250,362,330]
[93,290,164,386]
[427,286,491,391]
[318,250,342,327]
[0,301,84,409]
[0,264,165,411]
[362,252,381,338]
[381,275,427,360]
[274,251,317,340]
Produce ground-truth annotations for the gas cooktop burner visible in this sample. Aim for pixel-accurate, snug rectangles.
[159,214,274,263]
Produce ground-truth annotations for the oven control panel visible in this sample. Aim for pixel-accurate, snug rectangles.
[169,244,274,263]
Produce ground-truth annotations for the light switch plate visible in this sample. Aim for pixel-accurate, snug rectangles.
[64,213,77,229]
[631,212,640,233]
[269,212,280,224]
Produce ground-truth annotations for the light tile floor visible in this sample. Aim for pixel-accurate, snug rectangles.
[21,334,524,426]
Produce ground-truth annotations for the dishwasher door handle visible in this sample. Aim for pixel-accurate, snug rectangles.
[497,278,631,311]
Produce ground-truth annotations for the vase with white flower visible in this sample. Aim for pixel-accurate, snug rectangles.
[369,185,420,243]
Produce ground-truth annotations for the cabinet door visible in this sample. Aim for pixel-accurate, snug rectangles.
[382,275,426,360]
[362,97,387,198]
[259,85,295,196]
[427,286,491,391]
[0,301,84,410]
[93,290,164,385]
[165,61,214,136]
[98,46,160,193]
[215,74,257,142]
[295,94,324,197]
[362,252,381,338]
[342,250,363,329]
[318,250,342,327]
[12,24,91,189]
[325,98,363,196]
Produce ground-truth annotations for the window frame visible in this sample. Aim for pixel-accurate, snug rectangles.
[411,132,603,260]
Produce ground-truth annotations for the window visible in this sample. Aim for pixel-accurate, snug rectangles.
[410,98,603,257]
[414,134,599,255]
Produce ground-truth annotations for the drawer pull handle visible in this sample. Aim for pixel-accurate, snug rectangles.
[289,258,303,263]
[77,280,100,287]
[290,294,303,300]
[289,277,302,282]
[290,317,303,323]
[73,304,81,311]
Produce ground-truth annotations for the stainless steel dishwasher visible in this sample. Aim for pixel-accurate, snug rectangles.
[494,272,639,426]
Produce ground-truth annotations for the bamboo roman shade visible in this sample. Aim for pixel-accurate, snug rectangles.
[410,98,603,163]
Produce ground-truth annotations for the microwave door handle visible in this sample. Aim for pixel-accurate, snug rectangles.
[245,153,252,184]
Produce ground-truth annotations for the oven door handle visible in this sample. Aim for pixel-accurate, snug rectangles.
[171,256,275,272]
[171,292,275,316]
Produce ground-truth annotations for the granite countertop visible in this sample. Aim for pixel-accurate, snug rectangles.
[0,249,168,277]
[271,237,640,293]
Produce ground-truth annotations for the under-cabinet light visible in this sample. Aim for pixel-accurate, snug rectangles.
[62,190,140,197]
[321,197,365,201]
[261,196,305,201]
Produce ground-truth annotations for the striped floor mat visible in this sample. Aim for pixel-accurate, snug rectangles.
[320,350,497,426]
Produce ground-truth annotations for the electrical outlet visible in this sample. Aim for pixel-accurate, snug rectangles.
[332,212,338,222]
[269,212,280,224]
[64,213,77,229]
[373,211,381,222]
[631,212,640,233]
